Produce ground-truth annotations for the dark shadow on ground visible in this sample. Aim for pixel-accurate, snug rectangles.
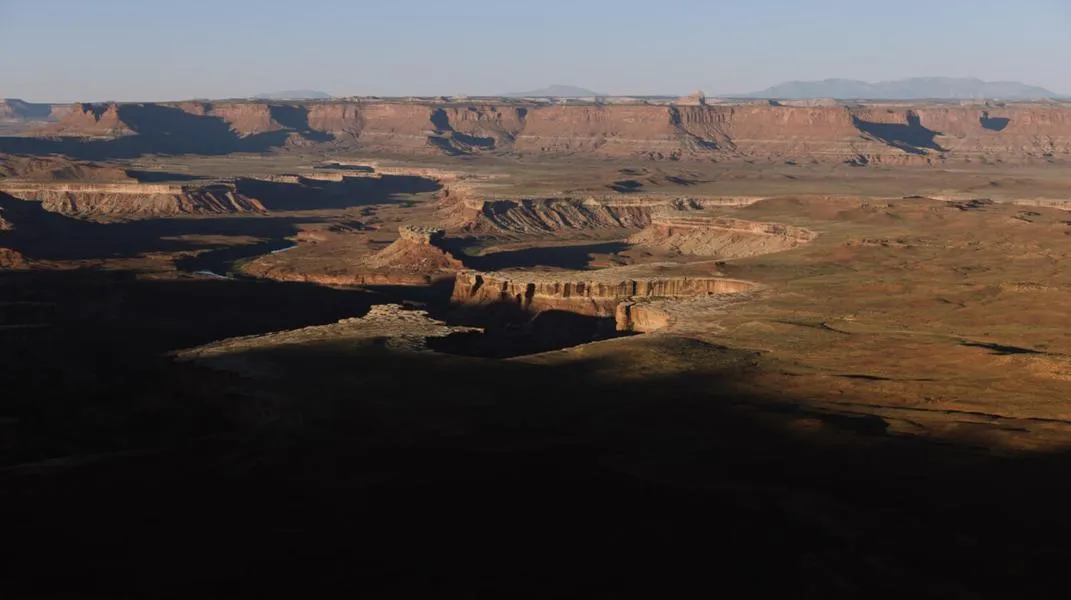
[235,174,441,211]
[448,240,630,270]
[268,104,335,142]
[980,111,1011,132]
[315,163,375,173]
[429,301,628,358]
[2,266,1071,596]
[0,266,377,467]
[125,170,205,183]
[430,108,496,151]
[0,192,324,261]
[853,111,944,154]
[609,179,644,192]
[961,340,1042,355]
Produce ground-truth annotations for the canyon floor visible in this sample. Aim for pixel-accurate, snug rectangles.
[5,142,1071,596]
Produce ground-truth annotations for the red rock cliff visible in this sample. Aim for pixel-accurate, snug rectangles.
[22,100,1071,164]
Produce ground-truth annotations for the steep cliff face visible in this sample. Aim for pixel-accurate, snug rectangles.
[15,99,1071,163]
[437,105,527,144]
[915,106,1071,159]
[515,105,686,157]
[614,301,672,333]
[306,103,364,138]
[357,104,438,152]
[38,103,131,137]
[175,102,284,135]
[451,270,757,319]
[0,182,264,217]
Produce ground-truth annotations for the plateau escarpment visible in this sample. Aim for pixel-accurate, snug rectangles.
[0,181,264,217]
[441,193,765,238]
[5,100,1071,163]
[450,268,758,333]
[443,204,814,335]
[38,103,132,137]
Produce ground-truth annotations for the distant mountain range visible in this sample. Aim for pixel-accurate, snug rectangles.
[253,90,332,100]
[503,85,601,98]
[740,77,1058,100]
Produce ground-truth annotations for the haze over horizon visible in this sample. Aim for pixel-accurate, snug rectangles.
[2,0,1070,103]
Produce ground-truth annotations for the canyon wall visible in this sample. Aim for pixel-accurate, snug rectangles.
[39,103,132,137]
[12,99,1071,163]
[0,182,264,217]
[441,194,768,237]
[451,270,757,321]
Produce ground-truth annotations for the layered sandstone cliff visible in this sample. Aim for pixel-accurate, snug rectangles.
[441,193,766,237]
[16,99,1071,164]
[38,103,132,137]
[451,268,756,322]
[0,182,264,217]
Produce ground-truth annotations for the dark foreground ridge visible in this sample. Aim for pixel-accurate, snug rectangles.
[3,265,1071,598]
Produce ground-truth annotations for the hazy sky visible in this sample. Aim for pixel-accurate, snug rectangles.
[2,0,1070,102]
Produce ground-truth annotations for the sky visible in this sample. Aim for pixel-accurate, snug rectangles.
[2,0,1070,102]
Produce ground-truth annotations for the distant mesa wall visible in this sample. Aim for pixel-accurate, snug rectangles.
[0,99,64,122]
[36,103,132,137]
[8,99,1071,164]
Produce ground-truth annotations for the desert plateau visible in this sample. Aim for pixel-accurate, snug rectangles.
[6,4,1071,592]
